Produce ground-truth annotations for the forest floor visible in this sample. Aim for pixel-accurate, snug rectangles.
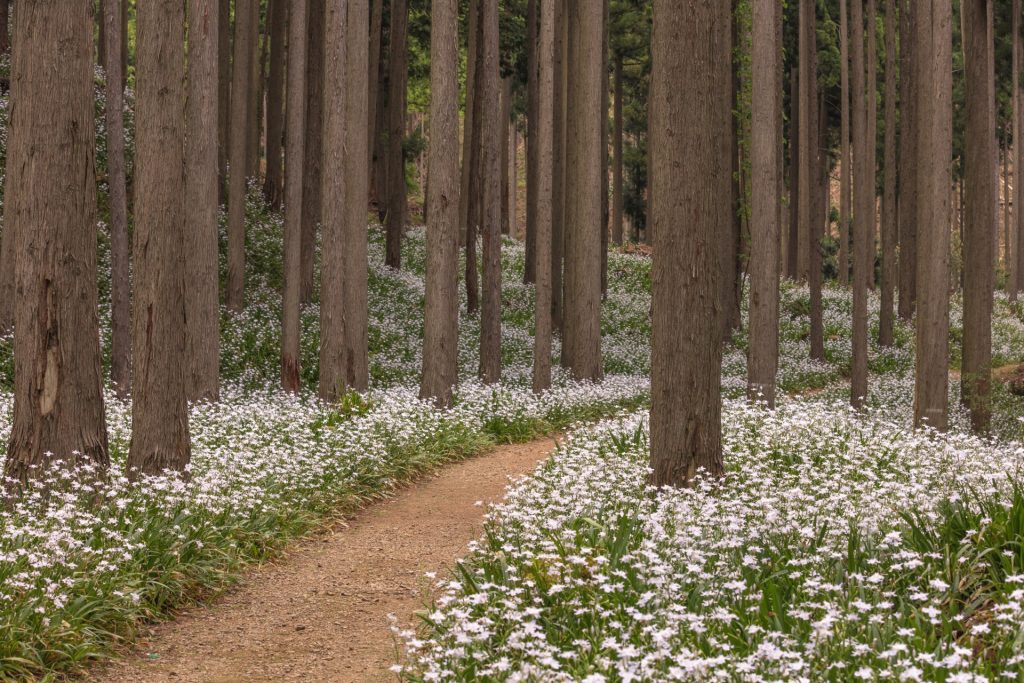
[85,436,561,683]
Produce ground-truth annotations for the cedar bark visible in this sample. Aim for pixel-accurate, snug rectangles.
[612,54,624,246]
[464,0,482,316]
[0,0,9,55]
[879,0,897,346]
[227,0,255,311]
[385,0,408,269]
[301,0,325,301]
[105,0,131,399]
[321,0,371,398]
[600,0,610,298]
[797,0,812,281]
[524,0,539,283]
[501,76,512,237]
[185,0,221,403]
[1015,0,1024,298]
[368,0,385,205]
[806,3,824,362]
[551,0,566,332]
[281,0,308,393]
[913,0,952,431]
[897,0,917,318]
[479,0,502,383]
[533,0,555,394]
[263,0,286,210]
[962,0,994,432]
[649,0,728,487]
[4,0,109,484]
[246,1,261,178]
[748,0,781,407]
[562,0,603,381]
[218,0,230,186]
[851,0,870,409]
[839,0,851,285]
[787,66,800,280]
[128,0,191,478]
[420,0,460,406]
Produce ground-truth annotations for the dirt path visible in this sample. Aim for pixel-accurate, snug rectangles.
[86,437,560,683]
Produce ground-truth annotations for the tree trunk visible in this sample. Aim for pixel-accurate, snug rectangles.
[281,0,308,393]
[806,3,824,362]
[0,0,9,55]
[420,0,461,406]
[263,0,286,210]
[649,0,727,487]
[600,0,610,299]
[1015,0,1024,299]
[218,0,230,187]
[4,0,109,484]
[501,76,512,237]
[879,0,898,346]
[839,0,851,285]
[913,0,952,431]
[1005,123,1012,270]
[962,0,994,433]
[533,0,555,394]
[551,0,566,333]
[724,3,741,335]
[464,0,482,316]
[246,0,261,178]
[301,0,325,301]
[524,0,539,283]
[898,0,917,318]
[748,0,781,407]
[561,1,604,381]
[385,0,408,269]
[103,0,131,399]
[612,54,624,246]
[787,65,800,280]
[798,0,812,281]
[479,0,502,383]
[367,0,384,206]
[128,0,191,478]
[321,0,370,399]
[185,0,221,403]
[851,0,870,409]
[227,0,255,312]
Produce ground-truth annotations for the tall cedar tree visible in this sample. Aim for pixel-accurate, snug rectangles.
[301,0,325,301]
[245,0,261,178]
[263,0,286,209]
[218,0,230,185]
[4,0,109,484]
[1011,0,1019,296]
[649,0,729,487]
[612,54,624,246]
[533,0,555,394]
[562,1,604,381]
[787,66,799,279]
[227,0,255,311]
[500,77,513,236]
[128,0,191,477]
[806,2,825,362]
[385,0,409,269]
[479,0,502,383]
[282,0,308,393]
[420,0,461,406]
[748,0,781,407]
[551,0,566,332]
[898,0,917,318]
[879,0,898,346]
[104,0,131,399]
[838,0,851,285]
[459,0,479,312]
[524,0,539,283]
[962,0,995,433]
[850,0,870,409]
[914,0,952,431]
[797,0,812,281]
[185,0,221,403]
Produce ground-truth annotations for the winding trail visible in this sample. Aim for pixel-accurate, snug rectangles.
[87,437,560,683]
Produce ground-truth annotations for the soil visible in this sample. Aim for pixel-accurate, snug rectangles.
[85,436,560,683]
